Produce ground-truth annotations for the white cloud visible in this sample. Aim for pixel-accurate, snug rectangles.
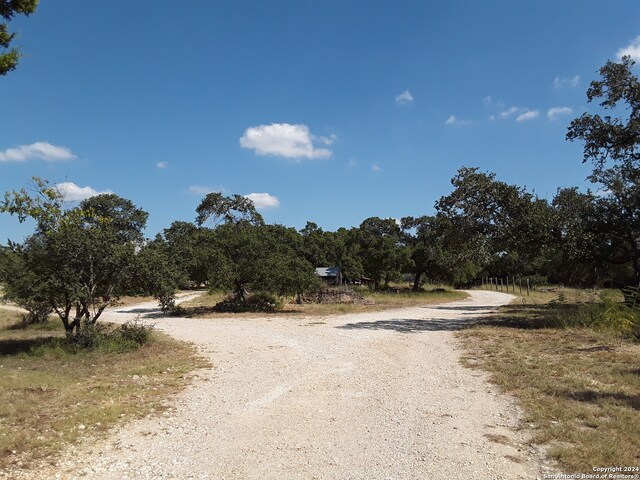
[0,142,76,162]
[244,192,280,210]
[444,114,474,126]
[240,123,332,160]
[553,75,580,89]
[317,134,337,146]
[395,90,414,105]
[489,106,519,121]
[55,182,112,202]
[188,185,216,195]
[547,106,573,120]
[156,161,169,169]
[347,158,357,168]
[372,164,382,172]
[516,110,540,122]
[617,36,640,61]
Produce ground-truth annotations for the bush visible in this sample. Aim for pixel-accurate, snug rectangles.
[18,301,52,325]
[62,318,155,352]
[214,292,282,312]
[118,318,155,346]
[551,292,640,339]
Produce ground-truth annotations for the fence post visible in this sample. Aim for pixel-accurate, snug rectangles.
[526,278,530,296]
[500,278,503,291]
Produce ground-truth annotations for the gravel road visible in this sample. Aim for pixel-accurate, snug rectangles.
[22,290,542,479]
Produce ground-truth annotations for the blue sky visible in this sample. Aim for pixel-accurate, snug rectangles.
[2,1,640,241]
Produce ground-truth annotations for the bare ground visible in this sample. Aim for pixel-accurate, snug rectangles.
[13,290,543,479]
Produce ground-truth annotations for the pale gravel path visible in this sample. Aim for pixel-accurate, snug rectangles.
[22,290,542,479]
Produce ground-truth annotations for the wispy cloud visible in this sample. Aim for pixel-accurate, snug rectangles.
[244,192,280,210]
[372,164,382,172]
[0,142,76,162]
[55,182,112,202]
[547,106,573,120]
[617,35,640,61]
[516,110,539,122]
[444,115,474,126]
[489,106,539,122]
[240,123,333,160]
[489,106,519,121]
[395,90,414,105]
[553,75,580,89]
[156,161,169,169]
[188,185,217,195]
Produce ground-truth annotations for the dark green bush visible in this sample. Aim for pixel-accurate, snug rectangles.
[214,292,282,312]
[59,319,155,353]
[550,293,640,339]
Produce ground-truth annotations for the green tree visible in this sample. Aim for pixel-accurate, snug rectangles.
[435,167,553,280]
[356,217,408,289]
[206,223,319,302]
[1,180,152,335]
[402,215,486,288]
[567,56,640,282]
[134,239,182,312]
[1,0,38,75]
[196,192,263,227]
[549,187,632,286]
[158,221,218,288]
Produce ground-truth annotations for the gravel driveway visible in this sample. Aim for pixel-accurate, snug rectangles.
[34,290,542,479]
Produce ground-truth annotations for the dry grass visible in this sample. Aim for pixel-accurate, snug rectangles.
[178,287,467,318]
[113,295,157,308]
[476,284,619,305]
[0,311,207,472]
[458,291,640,473]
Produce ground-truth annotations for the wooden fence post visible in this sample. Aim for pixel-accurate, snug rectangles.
[526,278,530,296]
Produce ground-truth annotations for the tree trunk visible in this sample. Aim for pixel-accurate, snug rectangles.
[412,271,423,291]
[234,281,247,302]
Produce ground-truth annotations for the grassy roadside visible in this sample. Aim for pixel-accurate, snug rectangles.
[458,287,640,473]
[178,286,467,318]
[0,310,207,473]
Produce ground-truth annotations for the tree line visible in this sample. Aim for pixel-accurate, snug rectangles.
[1,56,639,333]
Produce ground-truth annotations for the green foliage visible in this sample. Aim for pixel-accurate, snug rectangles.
[567,56,640,283]
[622,285,640,309]
[213,292,283,313]
[356,217,408,289]
[0,180,169,336]
[550,293,640,339]
[0,0,38,75]
[134,240,182,312]
[204,223,319,301]
[117,318,155,346]
[435,167,554,281]
[195,192,263,227]
[39,319,155,354]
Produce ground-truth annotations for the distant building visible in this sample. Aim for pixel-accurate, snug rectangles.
[315,267,343,286]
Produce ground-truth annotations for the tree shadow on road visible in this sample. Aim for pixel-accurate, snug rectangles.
[337,316,475,332]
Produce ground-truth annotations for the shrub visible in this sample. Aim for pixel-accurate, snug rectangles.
[60,318,155,353]
[550,292,640,339]
[214,292,282,312]
[19,301,52,325]
[118,318,155,346]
